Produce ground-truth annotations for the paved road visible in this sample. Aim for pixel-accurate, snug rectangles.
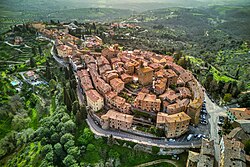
[50,45,68,67]
[87,115,202,149]
[135,159,178,167]
[205,93,226,165]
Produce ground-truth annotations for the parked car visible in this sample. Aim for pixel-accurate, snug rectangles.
[201,109,207,114]
[169,138,175,142]
[201,120,208,125]
[187,134,193,141]
[218,121,223,126]
[219,116,224,122]
[200,114,206,119]
[172,154,180,160]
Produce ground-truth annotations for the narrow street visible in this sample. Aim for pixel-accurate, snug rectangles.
[205,93,226,165]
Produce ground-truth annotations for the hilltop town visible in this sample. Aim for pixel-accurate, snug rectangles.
[36,22,205,140]
[0,20,249,167]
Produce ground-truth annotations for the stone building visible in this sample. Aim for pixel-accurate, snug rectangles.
[101,110,134,131]
[156,112,191,138]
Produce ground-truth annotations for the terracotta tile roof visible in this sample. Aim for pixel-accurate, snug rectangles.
[171,64,186,75]
[177,87,192,98]
[149,63,162,70]
[120,73,133,82]
[159,88,179,102]
[85,89,103,102]
[136,92,147,101]
[140,66,153,73]
[157,112,191,124]
[83,54,96,64]
[103,109,133,123]
[165,69,178,78]
[97,56,110,67]
[99,64,112,75]
[111,57,121,64]
[144,94,157,102]
[179,71,193,83]
[105,91,117,100]
[113,96,126,106]
[80,76,93,91]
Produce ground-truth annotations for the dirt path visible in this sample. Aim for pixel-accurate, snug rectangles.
[135,159,178,167]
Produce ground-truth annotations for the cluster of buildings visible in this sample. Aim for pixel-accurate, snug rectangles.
[187,136,248,167]
[80,44,204,138]
[35,22,204,139]
[186,106,250,167]
[186,138,215,167]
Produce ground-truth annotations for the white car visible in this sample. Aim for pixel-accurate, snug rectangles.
[169,138,175,142]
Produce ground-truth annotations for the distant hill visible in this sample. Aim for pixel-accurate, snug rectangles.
[2,0,250,12]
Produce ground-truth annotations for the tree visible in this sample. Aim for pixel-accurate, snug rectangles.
[11,115,31,131]
[38,45,43,56]
[64,140,75,151]
[67,146,80,157]
[108,149,120,159]
[54,143,64,156]
[80,105,87,119]
[49,79,57,91]
[223,93,232,103]
[45,150,54,162]
[86,144,95,152]
[244,140,250,155]
[32,47,37,56]
[51,133,60,144]
[75,110,83,125]
[60,133,74,145]
[238,93,250,107]
[72,101,79,115]
[63,120,76,133]
[41,144,53,156]
[78,128,94,146]
[63,155,78,167]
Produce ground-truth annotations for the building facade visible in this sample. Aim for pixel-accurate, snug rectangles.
[156,112,191,138]
[85,89,104,112]
[101,110,134,131]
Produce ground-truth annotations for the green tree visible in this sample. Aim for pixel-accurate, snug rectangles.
[63,155,78,167]
[41,144,53,156]
[108,149,120,159]
[63,120,76,134]
[64,140,75,151]
[11,115,31,131]
[38,45,43,56]
[67,146,80,157]
[223,93,232,103]
[72,101,79,115]
[244,140,250,155]
[51,133,60,144]
[60,133,74,145]
[49,79,57,91]
[78,128,94,145]
[86,144,95,152]
[238,93,250,107]
[54,143,65,159]
[32,47,37,56]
